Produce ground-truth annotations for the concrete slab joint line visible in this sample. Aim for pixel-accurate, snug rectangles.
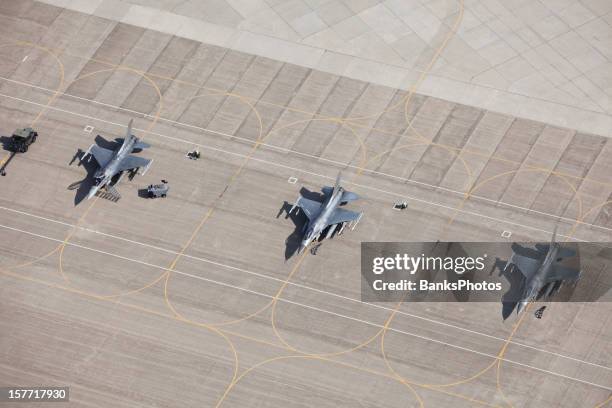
[1,3,611,408]
[29,0,612,138]
[2,85,612,237]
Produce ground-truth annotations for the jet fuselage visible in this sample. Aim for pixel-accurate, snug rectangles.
[517,243,560,313]
[88,132,136,199]
[301,186,344,251]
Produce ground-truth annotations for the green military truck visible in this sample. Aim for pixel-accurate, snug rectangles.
[9,127,38,153]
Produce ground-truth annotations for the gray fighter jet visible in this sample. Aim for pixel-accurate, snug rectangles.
[505,229,581,314]
[81,119,152,200]
[289,173,363,252]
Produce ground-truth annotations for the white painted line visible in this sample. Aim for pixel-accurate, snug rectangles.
[1,204,609,373]
[0,91,595,243]
[288,176,297,184]
[140,159,153,175]
[502,230,512,239]
[83,125,94,133]
[21,55,28,63]
[0,46,609,377]
[0,76,610,235]
[0,58,608,381]
[1,221,610,391]
[351,212,363,231]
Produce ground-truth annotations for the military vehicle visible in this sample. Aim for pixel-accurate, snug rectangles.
[9,128,38,153]
[147,180,169,198]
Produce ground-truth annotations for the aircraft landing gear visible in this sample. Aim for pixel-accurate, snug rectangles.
[128,168,138,180]
[310,243,322,255]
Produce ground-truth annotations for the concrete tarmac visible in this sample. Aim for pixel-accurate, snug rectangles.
[0,2,610,407]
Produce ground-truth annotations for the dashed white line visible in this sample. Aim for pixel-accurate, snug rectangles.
[0,91,594,243]
[0,208,610,374]
[0,75,610,235]
[0,75,610,374]
[1,222,610,391]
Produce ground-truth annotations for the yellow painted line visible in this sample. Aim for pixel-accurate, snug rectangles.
[0,153,9,166]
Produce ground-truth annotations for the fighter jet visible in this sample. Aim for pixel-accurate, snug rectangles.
[505,229,581,314]
[81,119,152,200]
[289,173,363,252]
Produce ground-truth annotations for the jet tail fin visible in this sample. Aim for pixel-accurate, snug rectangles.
[334,172,341,191]
[126,119,134,141]
[125,119,151,150]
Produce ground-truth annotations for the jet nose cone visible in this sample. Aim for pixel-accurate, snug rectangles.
[87,186,99,200]
[298,238,311,253]
[516,301,528,314]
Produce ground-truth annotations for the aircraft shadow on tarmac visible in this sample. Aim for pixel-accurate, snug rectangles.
[490,257,524,320]
[277,187,327,260]
[68,135,123,206]
[431,243,535,319]
[489,243,582,320]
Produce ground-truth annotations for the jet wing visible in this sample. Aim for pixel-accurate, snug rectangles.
[557,246,576,258]
[510,253,542,279]
[88,145,114,168]
[117,155,152,173]
[295,197,322,221]
[547,264,580,282]
[329,208,361,225]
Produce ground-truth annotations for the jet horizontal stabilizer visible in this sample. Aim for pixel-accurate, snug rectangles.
[132,141,151,151]
[86,144,114,168]
[547,264,581,283]
[340,190,359,204]
[293,197,322,221]
[510,253,542,279]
